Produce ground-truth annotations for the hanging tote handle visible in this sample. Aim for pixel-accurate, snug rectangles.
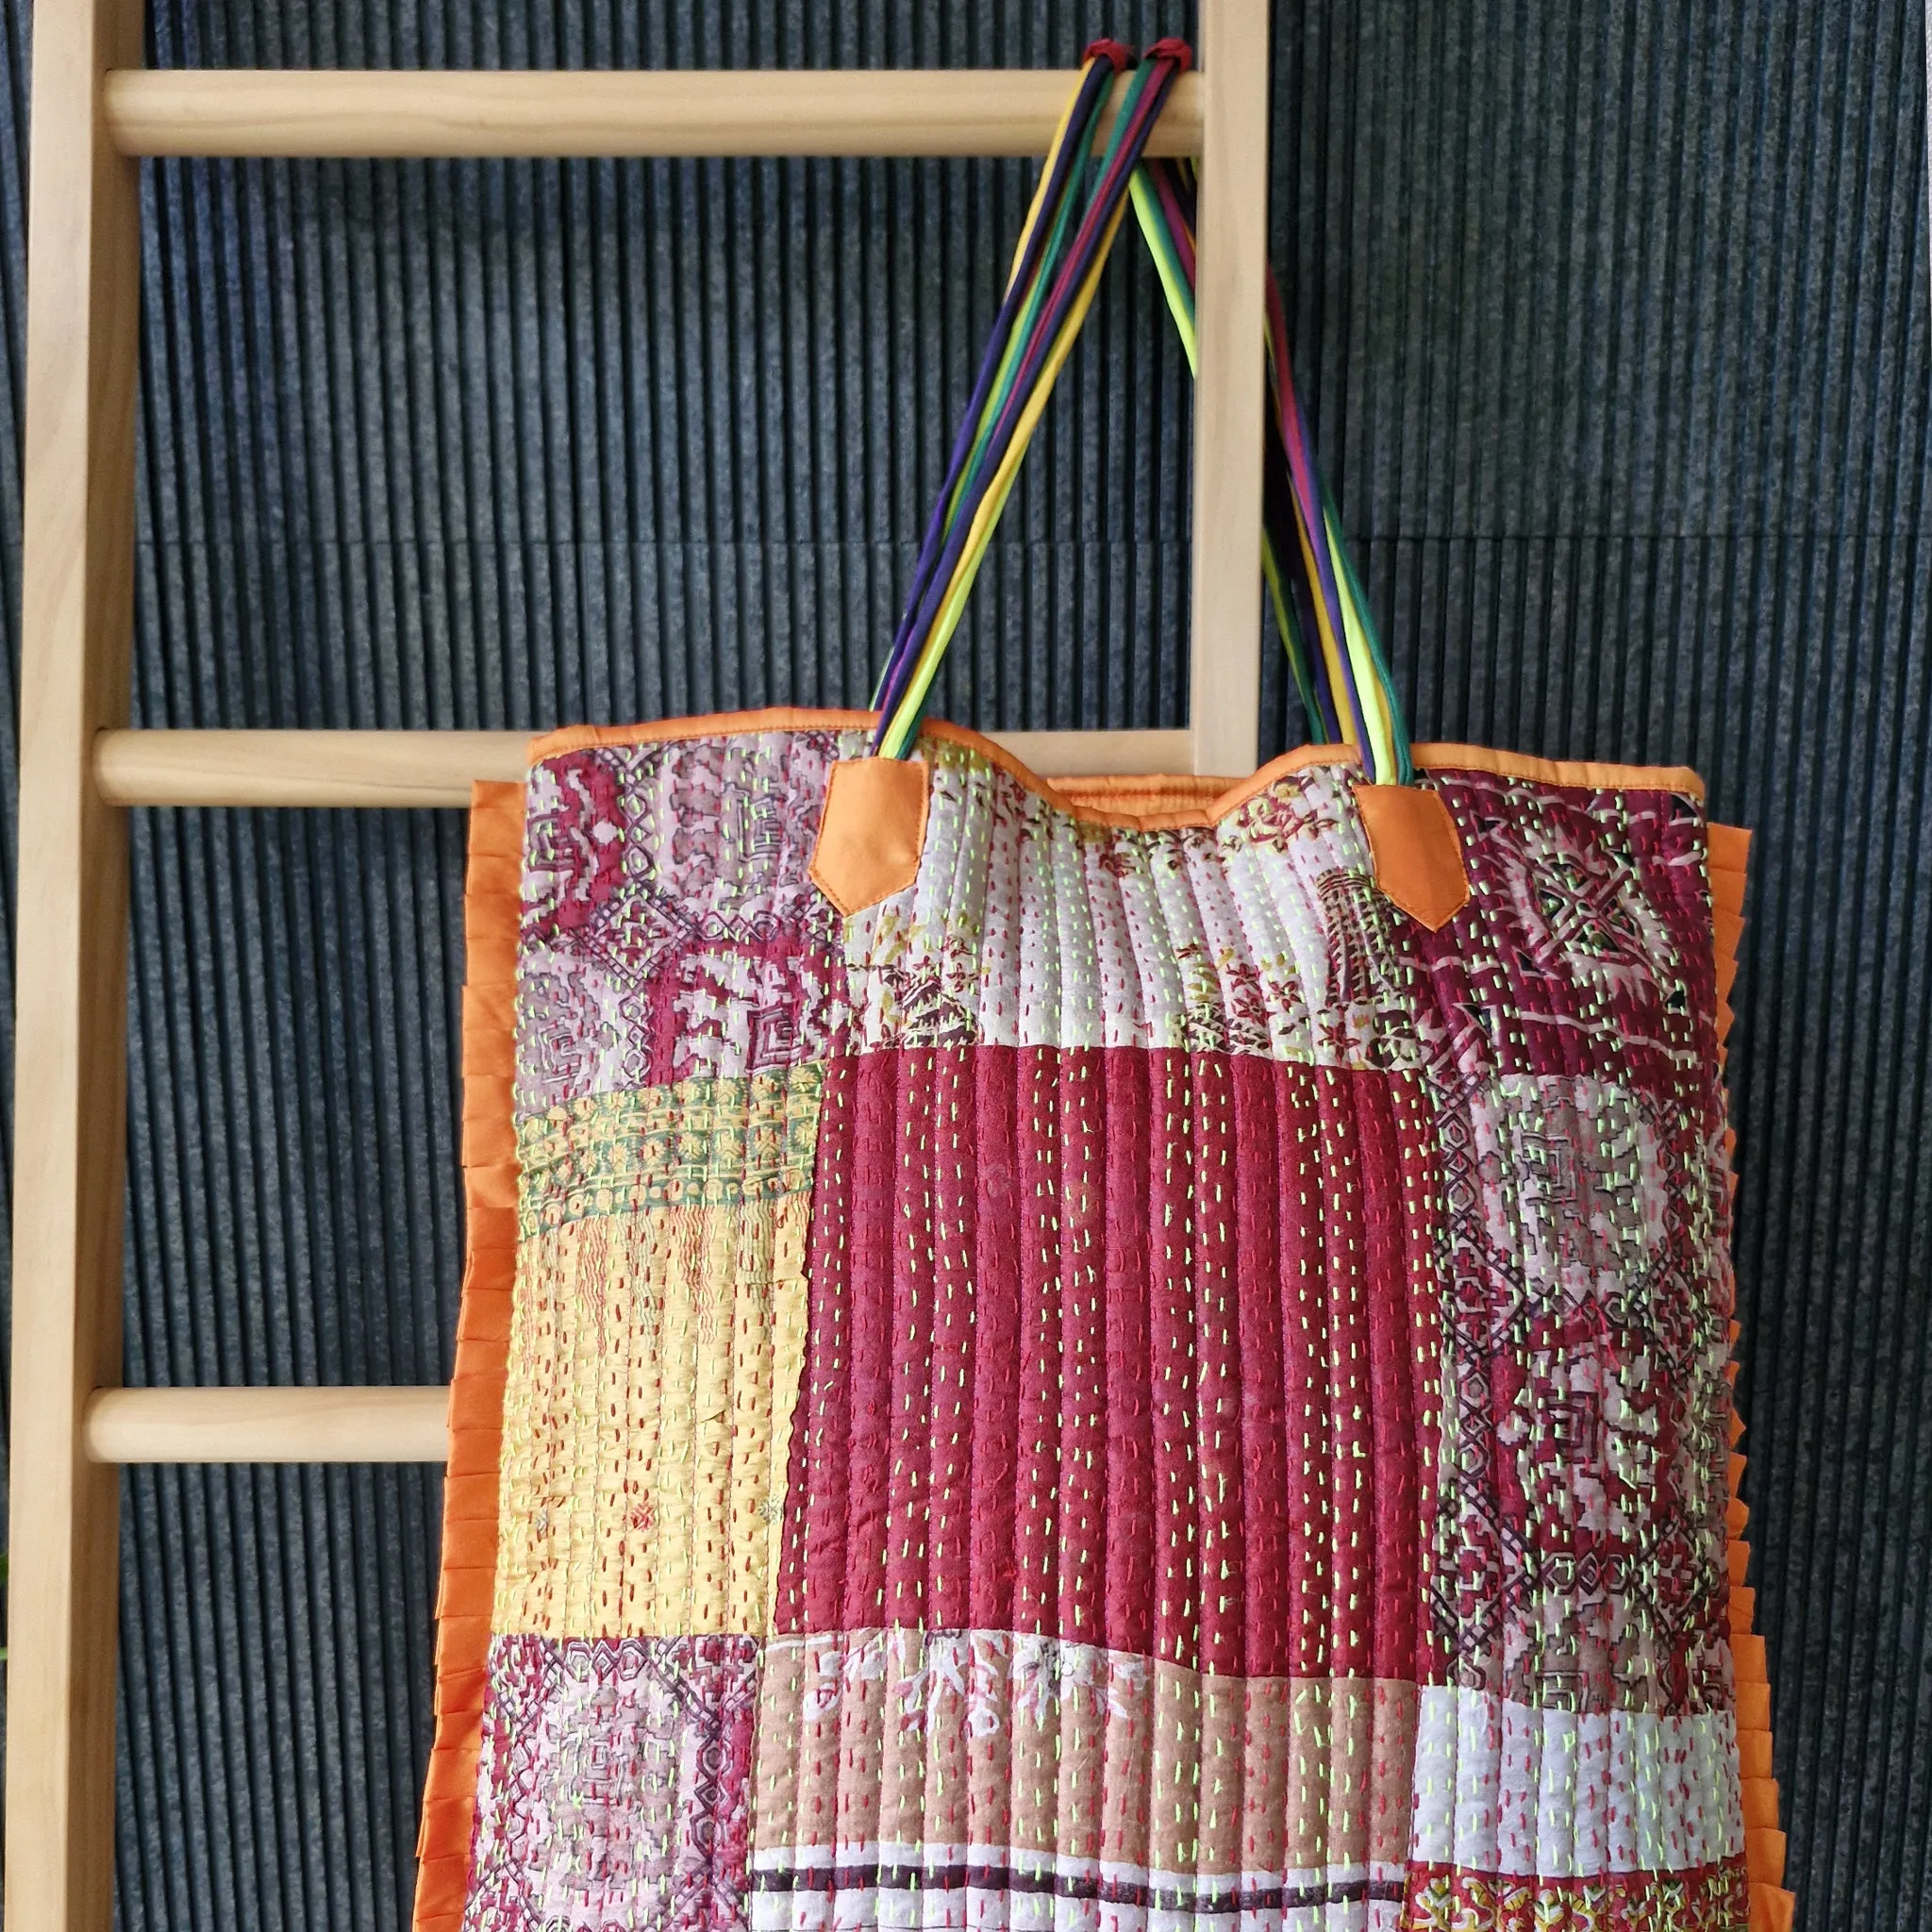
[1130,158,1412,783]
[1126,138,1464,923]
[867,41,1412,783]
[868,39,1193,760]
[811,42,1187,922]
[815,42,1464,928]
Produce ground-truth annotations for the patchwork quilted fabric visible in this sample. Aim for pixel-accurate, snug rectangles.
[416,711,1790,1932]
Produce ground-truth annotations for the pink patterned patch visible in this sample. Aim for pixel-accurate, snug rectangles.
[518,730,858,1107]
[466,1634,759,1932]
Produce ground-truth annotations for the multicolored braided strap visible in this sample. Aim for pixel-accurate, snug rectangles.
[869,40,1191,761]
[869,42,1411,785]
[1131,152,1412,780]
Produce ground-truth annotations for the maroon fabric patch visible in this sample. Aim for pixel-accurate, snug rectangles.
[773,1045,1441,1684]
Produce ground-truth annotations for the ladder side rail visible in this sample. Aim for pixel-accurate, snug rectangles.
[1187,0,1273,775]
[7,0,146,1923]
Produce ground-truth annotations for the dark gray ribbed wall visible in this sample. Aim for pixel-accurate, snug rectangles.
[0,3,1923,1927]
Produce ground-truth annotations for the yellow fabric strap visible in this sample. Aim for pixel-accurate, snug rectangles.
[1327,503,1394,777]
[880,195,1132,758]
[941,58,1100,531]
[1290,496,1357,750]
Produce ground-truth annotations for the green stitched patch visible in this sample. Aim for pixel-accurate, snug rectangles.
[516,1065,824,1232]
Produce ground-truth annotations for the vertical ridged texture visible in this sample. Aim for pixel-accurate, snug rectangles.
[0,1,1918,1926]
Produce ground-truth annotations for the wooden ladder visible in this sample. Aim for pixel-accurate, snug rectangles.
[5,5,1274,1923]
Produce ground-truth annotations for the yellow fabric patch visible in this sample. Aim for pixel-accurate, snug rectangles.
[494,1197,811,1639]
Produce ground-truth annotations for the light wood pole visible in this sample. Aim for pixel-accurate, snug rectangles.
[8,0,144,1921]
[1188,0,1273,775]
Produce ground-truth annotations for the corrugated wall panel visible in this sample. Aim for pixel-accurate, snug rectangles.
[0,3,1924,1927]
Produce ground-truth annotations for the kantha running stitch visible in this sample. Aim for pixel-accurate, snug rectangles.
[416,722,1786,1932]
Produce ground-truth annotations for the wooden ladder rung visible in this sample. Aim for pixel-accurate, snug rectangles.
[84,1385,450,1463]
[105,67,1206,160]
[93,725,1196,806]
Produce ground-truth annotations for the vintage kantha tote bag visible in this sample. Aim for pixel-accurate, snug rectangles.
[415,42,1792,1932]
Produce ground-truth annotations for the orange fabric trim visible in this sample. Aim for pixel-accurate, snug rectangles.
[1050,772,1226,815]
[531,706,878,761]
[412,781,525,1932]
[1707,825,1793,1929]
[1410,741,1707,799]
[948,729,1709,816]
[525,709,1707,828]
[924,726,1330,828]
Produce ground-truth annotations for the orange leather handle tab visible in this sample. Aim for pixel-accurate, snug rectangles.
[1355,781,1470,930]
[809,757,932,916]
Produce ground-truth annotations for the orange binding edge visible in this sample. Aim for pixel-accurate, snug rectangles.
[413,777,1790,1930]
[1708,822,1793,1932]
[412,781,525,1930]
[532,708,1707,824]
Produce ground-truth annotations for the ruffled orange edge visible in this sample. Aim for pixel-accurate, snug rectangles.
[412,782,525,1932]
[410,784,1790,1929]
[1709,822,1795,1932]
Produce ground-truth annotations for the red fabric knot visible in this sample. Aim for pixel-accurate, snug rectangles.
[1081,38,1136,71]
[1144,36,1195,72]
